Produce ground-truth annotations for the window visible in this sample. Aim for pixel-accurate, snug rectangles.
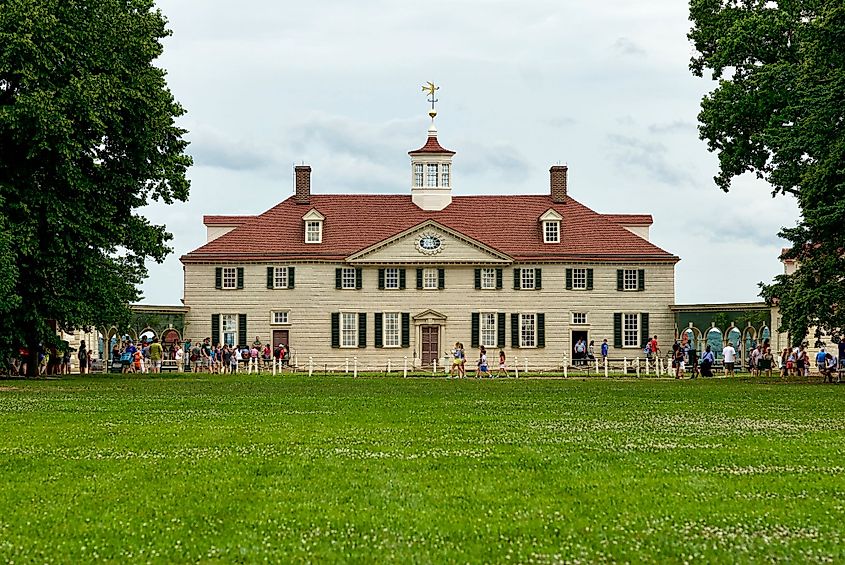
[273,267,288,289]
[221,314,237,347]
[572,312,587,325]
[572,268,587,290]
[341,313,358,347]
[384,313,400,347]
[521,268,535,290]
[271,311,289,325]
[426,163,438,187]
[481,268,496,289]
[544,221,560,243]
[520,314,536,348]
[441,164,450,187]
[623,313,639,347]
[414,163,424,187]
[385,268,399,289]
[423,268,438,289]
[305,221,322,244]
[480,313,497,347]
[623,269,638,291]
[341,267,357,289]
[222,267,237,289]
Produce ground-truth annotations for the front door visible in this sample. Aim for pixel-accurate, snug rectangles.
[572,330,589,365]
[272,330,289,349]
[421,325,439,367]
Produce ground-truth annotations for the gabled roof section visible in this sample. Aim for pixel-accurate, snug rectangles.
[540,209,563,221]
[604,214,653,226]
[302,208,325,221]
[182,194,679,264]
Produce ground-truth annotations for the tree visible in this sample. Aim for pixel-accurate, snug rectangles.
[689,0,845,346]
[0,0,191,373]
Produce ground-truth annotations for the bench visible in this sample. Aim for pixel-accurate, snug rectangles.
[160,360,180,373]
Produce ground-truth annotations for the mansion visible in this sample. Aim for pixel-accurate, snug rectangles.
[181,114,680,369]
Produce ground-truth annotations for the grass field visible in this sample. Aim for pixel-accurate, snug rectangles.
[1,374,843,563]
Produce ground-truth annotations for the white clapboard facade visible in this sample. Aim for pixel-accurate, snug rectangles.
[181,117,679,369]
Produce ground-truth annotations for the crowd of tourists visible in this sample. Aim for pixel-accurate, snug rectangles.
[7,341,94,377]
[448,342,510,378]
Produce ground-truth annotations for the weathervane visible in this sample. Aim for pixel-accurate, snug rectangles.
[422,81,439,119]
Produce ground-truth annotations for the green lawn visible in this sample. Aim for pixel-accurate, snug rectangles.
[1,375,843,563]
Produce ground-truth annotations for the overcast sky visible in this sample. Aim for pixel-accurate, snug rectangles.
[140,0,799,306]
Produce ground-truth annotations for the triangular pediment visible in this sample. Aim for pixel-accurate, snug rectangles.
[413,309,448,322]
[540,209,562,221]
[346,220,512,264]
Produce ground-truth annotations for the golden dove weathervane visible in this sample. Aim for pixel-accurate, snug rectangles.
[422,81,439,119]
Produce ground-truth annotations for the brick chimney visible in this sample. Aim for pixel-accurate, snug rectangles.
[550,165,567,203]
[294,165,311,205]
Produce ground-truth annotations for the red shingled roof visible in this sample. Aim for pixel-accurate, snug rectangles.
[408,135,455,155]
[603,214,653,226]
[183,195,678,263]
[203,215,253,226]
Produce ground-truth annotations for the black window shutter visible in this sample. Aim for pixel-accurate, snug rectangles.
[267,267,274,289]
[535,268,542,290]
[211,314,220,345]
[514,268,521,290]
[215,267,222,290]
[416,268,423,289]
[374,313,383,348]
[358,312,367,348]
[471,313,480,348]
[613,313,622,348]
[537,313,545,348]
[640,313,650,348]
[238,314,247,348]
[638,269,646,291]
[288,267,295,289]
[401,313,410,348]
[237,267,244,289]
[496,269,503,289]
[586,269,594,290]
[437,268,445,289]
[355,268,363,290]
[378,268,385,290]
[617,269,624,291]
[474,269,481,289]
[565,268,573,290]
[497,313,506,348]
[511,314,520,348]
[335,268,342,289]
[331,313,340,348]
[399,269,406,290]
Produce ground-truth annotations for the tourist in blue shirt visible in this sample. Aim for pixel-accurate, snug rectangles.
[601,339,609,359]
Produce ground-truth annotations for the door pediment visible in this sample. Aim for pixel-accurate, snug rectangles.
[413,309,448,323]
[346,220,512,265]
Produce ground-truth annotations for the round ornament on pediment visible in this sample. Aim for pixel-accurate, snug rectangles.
[415,231,445,255]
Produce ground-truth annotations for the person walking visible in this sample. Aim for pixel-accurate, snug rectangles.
[700,345,715,377]
[722,341,736,377]
[496,348,509,377]
[687,342,699,378]
[601,338,609,365]
[476,346,489,378]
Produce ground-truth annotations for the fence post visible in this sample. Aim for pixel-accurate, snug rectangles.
[387,359,391,374]
[563,354,568,378]
[623,357,628,375]
[308,356,313,377]
[636,356,641,378]
[604,356,608,378]
[595,357,599,373]
[272,357,277,376]
[645,357,650,375]
[345,358,349,374]
[294,354,298,370]
[432,359,437,376]
[353,356,358,378]
[403,356,408,378]
[524,358,528,375]
[514,356,519,379]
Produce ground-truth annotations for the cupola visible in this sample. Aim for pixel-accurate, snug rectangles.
[409,82,455,211]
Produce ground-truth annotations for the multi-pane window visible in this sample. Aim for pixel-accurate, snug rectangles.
[385,268,399,289]
[384,313,400,347]
[426,163,438,187]
[481,268,496,289]
[222,267,237,289]
[341,313,358,347]
[623,313,639,347]
[521,268,535,290]
[273,267,288,289]
[572,268,587,290]
[305,221,322,243]
[544,221,560,243]
[480,313,497,347]
[573,312,587,325]
[272,311,289,324]
[520,314,536,348]
[441,164,450,187]
[221,314,237,346]
[423,268,438,289]
[623,269,638,291]
[414,163,424,187]
[341,267,357,289]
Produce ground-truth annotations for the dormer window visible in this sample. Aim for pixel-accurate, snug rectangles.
[540,209,563,244]
[302,209,325,244]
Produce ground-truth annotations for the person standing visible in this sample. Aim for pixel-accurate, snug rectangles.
[574,338,586,365]
[450,342,461,379]
[476,346,489,378]
[687,342,699,378]
[149,337,163,374]
[496,348,509,377]
[816,347,827,376]
[839,338,845,370]
[649,335,660,358]
[174,342,183,372]
[722,341,737,376]
[78,341,88,375]
[601,338,609,364]
[700,345,715,377]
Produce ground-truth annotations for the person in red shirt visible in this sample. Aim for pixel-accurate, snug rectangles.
[649,336,660,357]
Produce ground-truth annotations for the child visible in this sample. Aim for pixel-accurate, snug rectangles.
[133,349,142,373]
[450,342,462,379]
[477,346,489,378]
[496,349,509,377]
